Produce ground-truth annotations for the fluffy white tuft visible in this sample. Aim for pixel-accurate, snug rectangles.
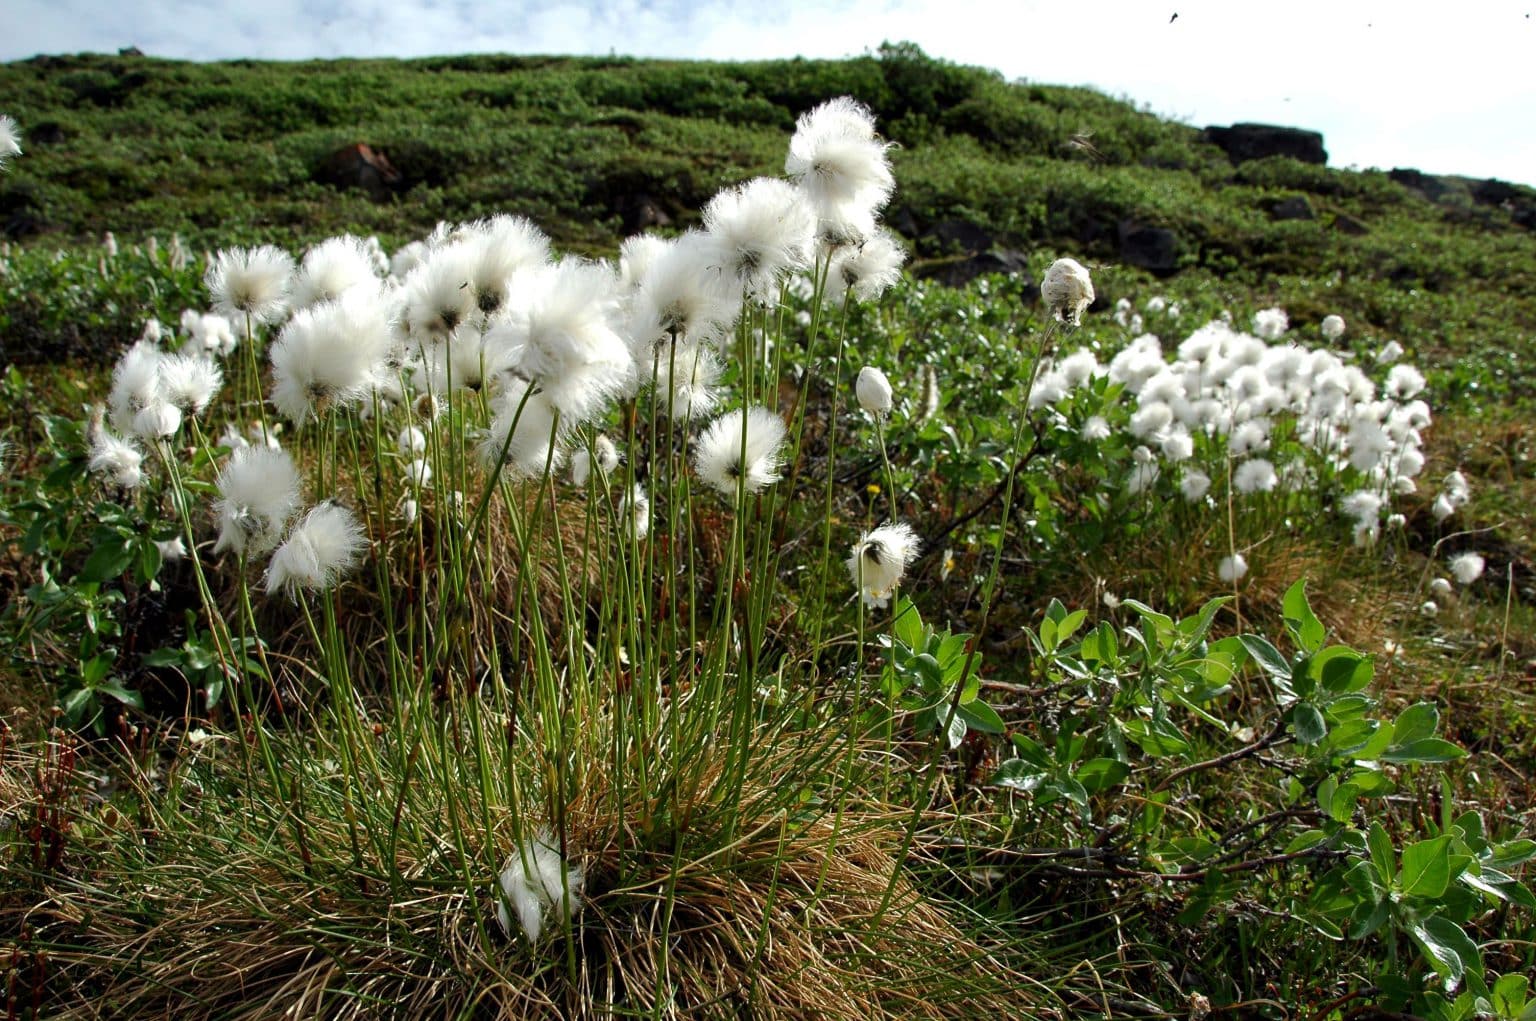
[264,502,367,598]
[1448,552,1485,585]
[269,290,393,423]
[0,114,22,169]
[827,228,906,302]
[694,406,787,498]
[847,521,920,608]
[495,830,584,942]
[206,245,295,324]
[701,178,817,301]
[213,447,303,557]
[785,96,894,242]
[1218,553,1249,583]
[289,236,381,311]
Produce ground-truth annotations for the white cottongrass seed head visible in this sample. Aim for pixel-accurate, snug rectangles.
[785,96,894,243]
[1448,552,1485,585]
[1041,258,1094,327]
[495,829,584,942]
[1320,314,1346,341]
[856,365,893,417]
[1218,553,1249,583]
[847,521,920,608]
[265,502,367,598]
[289,235,380,310]
[0,114,21,169]
[827,229,907,301]
[87,428,145,490]
[1252,308,1289,341]
[206,245,295,324]
[1233,458,1279,495]
[694,406,787,497]
[213,446,303,557]
[701,177,817,301]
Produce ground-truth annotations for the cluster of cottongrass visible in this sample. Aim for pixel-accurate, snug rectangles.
[1026,305,1466,583]
[60,97,1042,1018]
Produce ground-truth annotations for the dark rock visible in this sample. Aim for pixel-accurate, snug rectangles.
[1269,195,1315,221]
[915,248,1030,287]
[118,46,144,57]
[319,143,403,200]
[0,181,51,239]
[886,204,921,239]
[1390,168,1454,202]
[27,121,66,146]
[1117,221,1179,274]
[1331,213,1369,235]
[1471,178,1522,207]
[1203,123,1327,165]
[928,218,994,254]
[616,192,672,234]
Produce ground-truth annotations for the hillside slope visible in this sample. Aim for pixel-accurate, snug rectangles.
[2,44,1534,389]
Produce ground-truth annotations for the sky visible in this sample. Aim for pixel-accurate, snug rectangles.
[3,0,1533,186]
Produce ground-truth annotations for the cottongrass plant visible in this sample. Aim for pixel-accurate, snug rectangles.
[25,95,1063,1019]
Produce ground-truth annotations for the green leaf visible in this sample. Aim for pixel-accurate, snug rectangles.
[1401,835,1453,898]
[1348,899,1391,940]
[1240,635,1293,690]
[80,653,113,685]
[1290,703,1327,744]
[1325,782,1361,824]
[956,700,1005,735]
[1424,915,1484,986]
[1074,758,1130,794]
[1368,821,1397,884]
[1314,647,1372,694]
[143,647,184,668]
[1382,739,1466,764]
[891,598,924,650]
[1081,621,1118,664]
[96,680,145,710]
[1057,609,1088,646]
[1282,579,1326,653]
[1409,918,1466,990]
[1394,702,1442,746]
[992,759,1047,792]
[61,686,96,726]
[78,537,135,585]
[1178,596,1230,647]
[1491,975,1529,1017]
[939,707,967,750]
[1122,717,1190,757]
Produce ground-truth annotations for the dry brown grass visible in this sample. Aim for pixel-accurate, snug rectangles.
[4,726,1044,1021]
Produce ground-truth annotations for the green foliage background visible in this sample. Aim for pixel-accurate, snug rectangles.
[3,42,1534,393]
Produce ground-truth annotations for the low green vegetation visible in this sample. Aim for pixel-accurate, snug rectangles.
[1,48,1533,1021]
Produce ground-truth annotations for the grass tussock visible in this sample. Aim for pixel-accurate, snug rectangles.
[7,724,1034,1021]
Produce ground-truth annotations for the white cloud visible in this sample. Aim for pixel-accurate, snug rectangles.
[1,0,1532,183]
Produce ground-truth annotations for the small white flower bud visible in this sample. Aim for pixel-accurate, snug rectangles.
[856,366,893,417]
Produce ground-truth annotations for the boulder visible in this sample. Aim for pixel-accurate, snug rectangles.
[928,218,994,254]
[1389,168,1454,202]
[1332,213,1369,236]
[1269,195,1315,221]
[1471,178,1522,207]
[616,192,672,234]
[915,248,1032,288]
[1117,221,1179,274]
[1203,123,1327,165]
[27,121,66,146]
[320,143,403,200]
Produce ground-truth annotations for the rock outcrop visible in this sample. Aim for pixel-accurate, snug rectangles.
[1203,123,1327,166]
